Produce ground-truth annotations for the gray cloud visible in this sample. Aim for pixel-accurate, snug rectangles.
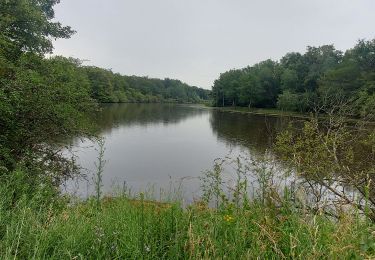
[53,0,375,89]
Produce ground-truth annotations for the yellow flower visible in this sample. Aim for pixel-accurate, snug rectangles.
[62,211,69,221]
[223,214,234,222]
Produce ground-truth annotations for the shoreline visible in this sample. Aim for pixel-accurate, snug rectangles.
[211,106,375,125]
[211,106,311,119]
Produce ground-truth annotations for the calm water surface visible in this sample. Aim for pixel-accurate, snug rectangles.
[64,104,291,202]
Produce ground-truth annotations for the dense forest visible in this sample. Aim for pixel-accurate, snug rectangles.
[84,66,210,103]
[212,41,375,117]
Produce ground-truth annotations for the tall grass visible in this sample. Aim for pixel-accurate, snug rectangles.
[1,190,374,258]
[1,155,375,258]
[94,137,106,208]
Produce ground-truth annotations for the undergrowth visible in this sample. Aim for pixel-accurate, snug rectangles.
[1,166,375,259]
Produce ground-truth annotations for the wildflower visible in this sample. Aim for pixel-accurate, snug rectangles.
[62,211,69,221]
[223,214,234,222]
[94,226,105,242]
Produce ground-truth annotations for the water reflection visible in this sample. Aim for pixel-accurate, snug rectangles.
[94,103,209,134]
[66,104,292,201]
[209,110,291,153]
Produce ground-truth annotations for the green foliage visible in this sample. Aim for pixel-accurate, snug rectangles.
[1,150,374,258]
[84,66,210,104]
[212,60,280,108]
[0,0,96,184]
[361,93,375,118]
[276,120,346,179]
[280,68,299,91]
[0,166,59,210]
[0,177,374,258]
[0,54,96,175]
[213,40,375,116]
[276,115,375,220]
[0,0,74,60]
[277,90,311,112]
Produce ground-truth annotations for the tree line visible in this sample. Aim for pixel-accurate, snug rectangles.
[212,41,375,117]
[84,66,210,103]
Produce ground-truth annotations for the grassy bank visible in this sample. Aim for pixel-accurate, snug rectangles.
[213,107,375,126]
[1,191,375,259]
[212,106,310,119]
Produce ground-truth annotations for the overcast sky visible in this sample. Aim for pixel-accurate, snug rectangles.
[52,0,375,89]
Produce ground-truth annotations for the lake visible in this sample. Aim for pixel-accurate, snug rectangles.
[64,103,292,202]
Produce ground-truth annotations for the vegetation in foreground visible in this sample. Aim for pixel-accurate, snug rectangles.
[1,169,375,259]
